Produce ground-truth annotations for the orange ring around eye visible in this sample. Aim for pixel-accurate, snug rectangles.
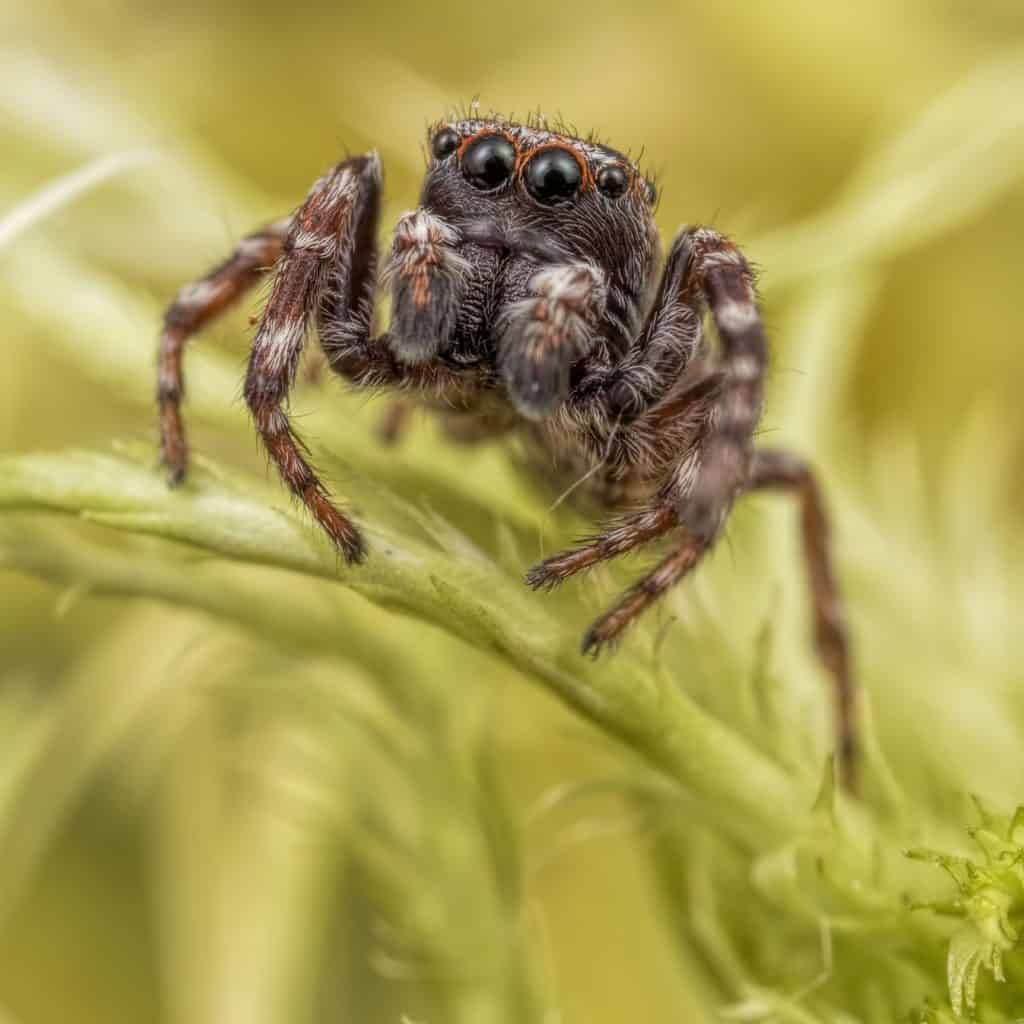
[456,128,518,161]
[519,143,593,206]
[457,130,519,190]
[517,142,593,190]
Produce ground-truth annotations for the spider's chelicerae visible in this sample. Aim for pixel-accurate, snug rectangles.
[157,114,857,787]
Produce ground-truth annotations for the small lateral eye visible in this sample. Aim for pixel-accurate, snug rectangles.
[431,127,460,160]
[596,163,629,199]
[524,148,582,205]
[462,134,516,190]
[644,178,657,204]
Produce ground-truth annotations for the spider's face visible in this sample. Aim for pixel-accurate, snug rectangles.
[420,119,660,319]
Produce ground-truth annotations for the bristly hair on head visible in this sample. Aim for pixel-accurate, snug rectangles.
[426,102,657,185]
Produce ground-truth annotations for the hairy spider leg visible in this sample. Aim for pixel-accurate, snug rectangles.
[157,218,291,482]
[527,505,679,590]
[662,228,765,538]
[526,226,760,589]
[605,227,710,418]
[525,226,856,785]
[746,448,857,791]
[319,204,473,398]
[580,531,708,655]
[243,154,383,562]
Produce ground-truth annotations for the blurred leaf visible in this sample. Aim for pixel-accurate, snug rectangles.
[753,49,1024,284]
[0,449,810,840]
[0,151,156,251]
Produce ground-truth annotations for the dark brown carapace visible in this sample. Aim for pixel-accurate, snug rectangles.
[156,112,858,789]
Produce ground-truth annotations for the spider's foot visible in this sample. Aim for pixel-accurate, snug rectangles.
[580,616,623,658]
[525,551,581,591]
[332,526,367,567]
[314,500,366,566]
[342,537,367,565]
[160,447,188,487]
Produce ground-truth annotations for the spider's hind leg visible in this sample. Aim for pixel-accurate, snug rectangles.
[744,447,857,791]
[157,218,290,483]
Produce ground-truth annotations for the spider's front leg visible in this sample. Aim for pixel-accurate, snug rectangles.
[528,227,745,598]
[530,227,763,589]
[679,229,765,537]
[244,153,384,562]
[527,229,858,786]
[613,226,764,537]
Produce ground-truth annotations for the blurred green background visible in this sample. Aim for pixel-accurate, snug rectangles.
[2,2,1024,1022]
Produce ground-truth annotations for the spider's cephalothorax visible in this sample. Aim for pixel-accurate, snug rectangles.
[156,114,859,789]
[395,119,661,403]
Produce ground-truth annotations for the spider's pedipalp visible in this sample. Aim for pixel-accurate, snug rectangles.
[498,261,606,418]
[383,208,470,365]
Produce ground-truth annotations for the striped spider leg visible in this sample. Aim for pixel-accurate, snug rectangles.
[157,217,291,481]
[154,114,858,789]
[528,227,857,789]
[159,153,470,562]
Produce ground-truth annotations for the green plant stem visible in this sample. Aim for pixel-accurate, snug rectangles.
[0,450,808,844]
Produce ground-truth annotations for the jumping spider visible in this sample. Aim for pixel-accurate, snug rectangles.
[157,114,857,787]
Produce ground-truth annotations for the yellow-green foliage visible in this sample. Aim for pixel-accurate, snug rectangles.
[1,4,1023,1022]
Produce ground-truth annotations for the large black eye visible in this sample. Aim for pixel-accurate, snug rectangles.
[461,134,516,190]
[596,163,629,199]
[524,148,582,205]
[431,127,460,160]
